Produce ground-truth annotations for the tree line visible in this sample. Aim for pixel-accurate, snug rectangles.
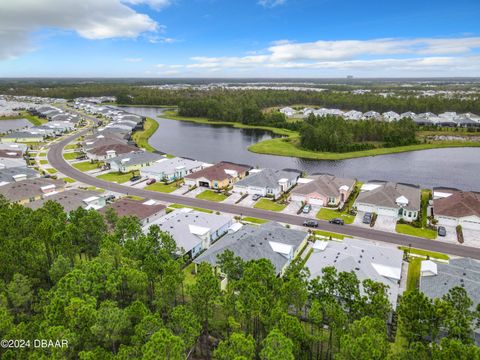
[0,195,479,359]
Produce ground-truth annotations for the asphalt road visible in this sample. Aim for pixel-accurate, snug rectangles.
[48,127,480,260]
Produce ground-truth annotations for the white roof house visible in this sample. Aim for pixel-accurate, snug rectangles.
[279,107,296,117]
[382,111,400,122]
[343,110,363,120]
[140,157,206,182]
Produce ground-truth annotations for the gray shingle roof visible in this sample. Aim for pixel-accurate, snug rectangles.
[235,168,300,189]
[356,181,420,211]
[106,151,163,168]
[291,174,355,197]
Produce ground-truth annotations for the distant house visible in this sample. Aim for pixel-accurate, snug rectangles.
[233,168,300,200]
[305,238,404,307]
[0,149,26,169]
[0,166,39,186]
[26,189,106,212]
[85,143,138,161]
[343,110,363,120]
[99,198,166,226]
[184,161,251,189]
[433,191,480,230]
[290,174,355,206]
[382,111,400,122]
[0,178,65,204]
[0,131,44,143]
[355,181,421,221]
[279,107,296,117]
[105,151,163,173]
[362,111,382,120]
[400,111,416,119]
[146,208,233,258]
[0,143,28,154]
[81,134,128,151]
[194,222,308,277]
[140,157,206,183]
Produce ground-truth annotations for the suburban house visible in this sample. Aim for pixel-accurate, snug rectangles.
[362,111,382,120]
[184,161,251,189]
[343,110,363,120]
[140,157,206,183]
[400,111,416,119]
[433,191,480,230]
[0,178,65,204]
[290,174,355,206]
[85,143,138,161]
[81,134,128,150]
[0,149,26,169]
[0,166,39,186]
[0,131,44,143]
[382,111,400,122]
[279,107,296,117]
[99,198,166,226]
[26,189,106,212]
[233,168,301,200]
[0,143,28,154]
[355,181,421,221]
[105,151,163,173]
[305,238,404,308]
[145,208,233,258]
[194,222,308,277]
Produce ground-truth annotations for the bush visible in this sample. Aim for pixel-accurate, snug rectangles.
[456,225,464,244]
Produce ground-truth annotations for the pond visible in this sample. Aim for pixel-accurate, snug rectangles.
[119,106,480,191]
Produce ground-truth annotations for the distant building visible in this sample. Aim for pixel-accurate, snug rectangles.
[0,178,65,204]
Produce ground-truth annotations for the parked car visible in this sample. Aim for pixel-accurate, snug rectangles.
[303,204,311,214]
[146,178,156,185]
[437,226,447,237]
[252,194,262,201]
[329,218,345,225]
[76,155,87,160]
[363,212,372,224]
[303,220,318,228]
[105,194,115,202]
[130,175,142,182]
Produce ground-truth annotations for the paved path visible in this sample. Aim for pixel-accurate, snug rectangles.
[48,127,480,260]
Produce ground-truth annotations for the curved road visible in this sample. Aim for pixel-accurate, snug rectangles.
[48,127,480,260]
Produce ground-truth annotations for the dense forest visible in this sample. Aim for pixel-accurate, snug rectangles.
[0,195,479,359]
[300,116,418,152]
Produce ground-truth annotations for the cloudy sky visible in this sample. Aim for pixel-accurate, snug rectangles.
[0,0,479,77]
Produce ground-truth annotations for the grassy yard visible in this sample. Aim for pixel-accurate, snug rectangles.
[399,246,449,261]
[126,195,145,201]
[38,152,47,157]
[183,263,197,287]
[316,208,355,224]
[63,152,83,160]
[96,172,133,184]
[39,159,48,165]
[313,229,350,240]
[46,168,57,174]
[396,223,437,240]
[146,182,178,193]
[73,161,101,172]
[64,144,79,150]
[406,258,422,292]
[196,189,228,202]
[168,204,213,213]
[242,216,268,224]
[253,198,287,212]
[63,177,76,183]
[131,117,159,152]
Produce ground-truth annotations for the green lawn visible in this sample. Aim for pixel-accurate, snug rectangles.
[242,217,268,224]
[146,182,178,193]
[63,177,76,183]
[46,168,57,174]
[96,172,133,184]
[313,229,350,240]
[396,224,437,240]
[253,198,287,212]
[63,152,83,160]
[316,208,355,224]
[126,195,145,201]
[73,161,101,172]
[38,152,47,157]
[39,159,48,165]
[64,144,79,150]
[399,246,449,261]
[406,258,422,292]
[196,189,228,202]
[168,204,213,213]
[183,263,197,287]
[131,117,159,152]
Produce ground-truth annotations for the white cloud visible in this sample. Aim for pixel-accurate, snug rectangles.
[122,0,172,10]
[0,0,161,59]
[124,57,143,62]
[258,0,286,8]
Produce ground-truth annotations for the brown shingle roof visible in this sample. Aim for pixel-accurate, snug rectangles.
[88,143,138,156]
[0,178,65,202]
[356,182,421,211]
[0,149,22,158]
[184,161,251,181]
[434,191,480,218]
[99,198,166,221]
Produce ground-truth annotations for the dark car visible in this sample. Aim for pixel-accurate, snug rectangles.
[146,178,156,185]
[76,155,87,160]
[252,194,262,201]
[303,220,319,228]
[105,194,115,202]
[363,212,372,224]
[437,226,447,237]
[329,218,345,225]
[130,175,142,182]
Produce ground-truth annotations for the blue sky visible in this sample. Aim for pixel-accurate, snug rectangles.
[1,0,480,77]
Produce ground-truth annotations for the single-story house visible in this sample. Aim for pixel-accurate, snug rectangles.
[382,111,400,122]
[26,189,106,212]
[362,111,382,120]
[343,110,363,120]
[99,198,166,226]
[184,161,251,189]
[194,222,308,276]
[0,131,44,143]
[145,208,233,258]
[105,151,163,173]
[140,157,206,183]
[279,107,296,117]
[0,166,39,186]
[81,134,128,151]
[400,111,416,119]
[233,168,300,200]
[0,143,28,154]
[85,143,139,161]
[433,191,480,230]
[305,238,404,308]
[0,178,65,204]
[355,181,421,221]
[0,149,25,169]
[290,174,355,206]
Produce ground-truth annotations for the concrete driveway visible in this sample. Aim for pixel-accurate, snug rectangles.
[183,186,207,198]
[354,211,371,228]
[374,215,398,232]
[222,192,243,204]
[237,194,258,208]
[171,185,190,195]
[439,225,480,247]
[282,201,302,215]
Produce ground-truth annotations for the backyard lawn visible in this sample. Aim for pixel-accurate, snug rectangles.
[63,152,83,160]
[253,198,287,212]
[406,258,422,292]
[96,172,133,184]
[316,208,355,224]
[38,152,47,157]
[196,190,228,202]
[396,224,437,240]
[73,161,100,172]
[146,182,178,193]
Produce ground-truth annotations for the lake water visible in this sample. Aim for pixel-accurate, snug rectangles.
[0,118,32,133]
[120,106,480,191]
